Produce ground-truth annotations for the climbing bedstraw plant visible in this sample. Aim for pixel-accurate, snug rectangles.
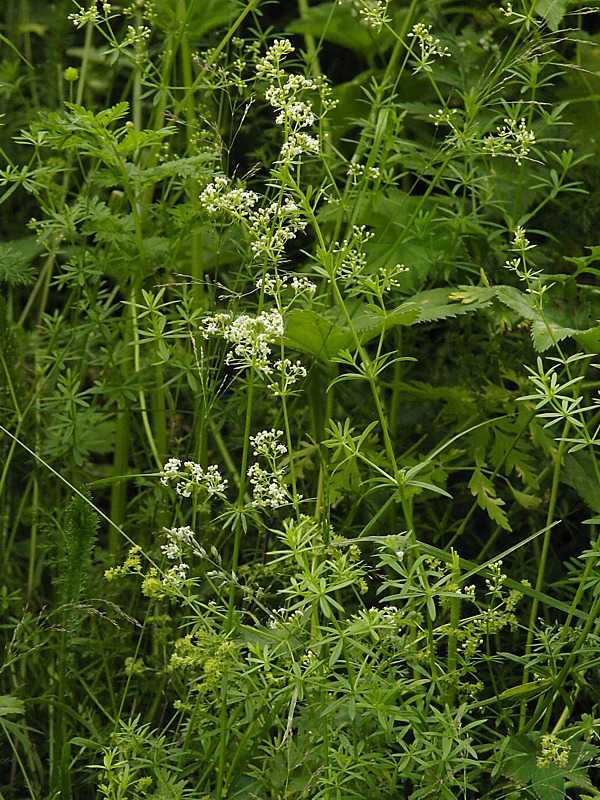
[1,0,600,797]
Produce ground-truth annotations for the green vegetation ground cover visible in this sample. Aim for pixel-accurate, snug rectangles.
[1,0,600,797]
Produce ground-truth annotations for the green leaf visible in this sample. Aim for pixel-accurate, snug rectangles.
[499,678,552,700]
[284,302,420,361]
[0,33,33,67]
[495,285,600,353]
[0,237,40,286]
[0,695,25,717]
[564,246,600,276]
[468,465,511,531]
[186,0,241,37]
[575,325,600,354]
[500,733,598,800]
[411,286,495,323]
[534,0,569,31]
[562,452,600,513]
[510,486,542,510]
[351,302,421,337]
[284,310,353,360]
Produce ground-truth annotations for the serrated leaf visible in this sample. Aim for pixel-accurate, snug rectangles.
[468,467,511,530]
[510,486,542,510]
[575,325,600,354]
[534,0,569,31]
[495,284,537,318]
[284,310,353,360]
[500,733,597,800]
[411,286,495,323]
[351,302,421,335]
[0,237,40,286]
[0,695,25,717]
[495,285,600,353]
[530,318,581,352]
[562,452,600,513]
[65,100,130,129]
[284,302,420,360]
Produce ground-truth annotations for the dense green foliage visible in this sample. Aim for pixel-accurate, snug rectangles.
[1,0,600,797]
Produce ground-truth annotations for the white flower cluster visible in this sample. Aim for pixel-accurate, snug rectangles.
[199,307,308,395]
[68,1,112,27]
[429,108,459,127]
[347,162,381,183]
[357,604,404,628]
[334,225,408,299]
[200,177,307,263]
[266,76,317,127]
[337,0,391,31]
[407,23,451,73]
[279,133,320,162]
[123,24,152,46]
[255,38,295,79]
[200,176,259,216]
[247,464,289,508]
[250,428,288,457]
[161,562,189,591]
[269,358,307,397]
[247,428,297,509]
[256,39,336,165]
[291,275,317,294]
[483,118,536,166]
[365,264,408,297]
[256,272,317,298]
[161,525,206,561]
[334,225,374,281]
[158,528,226,592]
[485,560,507,594]
[267,607,304,629]
[248,198,308,261]
[161,458,228,498]
[512,226,532,251]
[199,309,284,373]
[428,107,481,152]
[194,37,258,94]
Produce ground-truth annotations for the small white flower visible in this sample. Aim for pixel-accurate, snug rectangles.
[162,562,189,589]
[68,3,103,28]
[483,118,536,166]
[247,463,289,509]
[291,275,316,294]
[250,429,287,457]
[407,23,451,73]
[160,460,227,498]
[162,540,181,560]
[268,359,308,396]
[200,309,285,375]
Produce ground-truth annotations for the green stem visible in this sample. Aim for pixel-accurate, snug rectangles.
[524,588,600,734]
[216,369,256,800]
[297,0,322,79]
[173,0,263,119]
[109,399,130,553]
[519,424,569,729]
[75,17,94,107]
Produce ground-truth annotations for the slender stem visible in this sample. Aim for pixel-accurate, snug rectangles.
[216,368,256,800]
[519,424,569,729]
